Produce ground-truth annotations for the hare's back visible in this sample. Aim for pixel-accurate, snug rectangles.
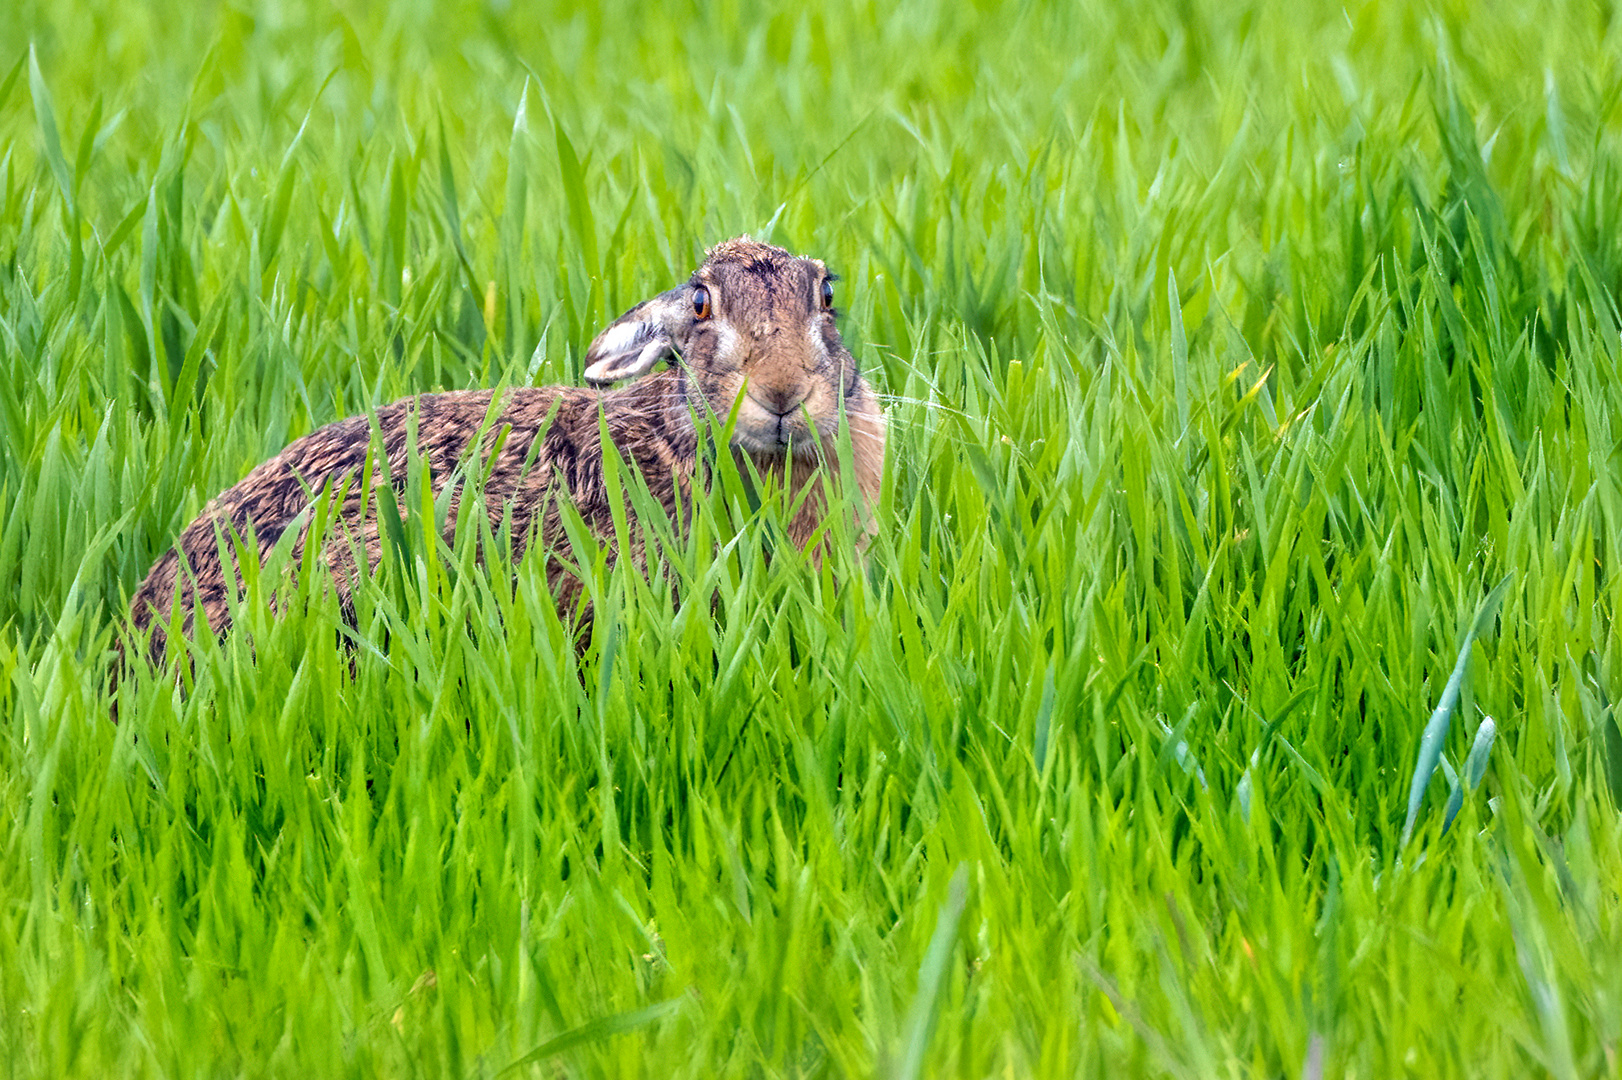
[204,386,595,542]
[128,386,591,644]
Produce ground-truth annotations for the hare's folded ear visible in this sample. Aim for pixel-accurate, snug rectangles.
[583,289,686,387]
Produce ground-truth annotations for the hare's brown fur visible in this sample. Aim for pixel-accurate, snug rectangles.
[126,238,885,665]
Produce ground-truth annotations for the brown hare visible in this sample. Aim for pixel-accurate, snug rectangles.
[125,237,887,666]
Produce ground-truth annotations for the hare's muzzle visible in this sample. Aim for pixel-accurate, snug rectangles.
[734,369,826,456]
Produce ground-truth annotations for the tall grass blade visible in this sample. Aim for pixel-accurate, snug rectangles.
[1584,653,1622,811]
[1402,575,1512,846]
[496,997,685,1075]
[27,46,73,213]
[897,865,969,1080]
[0,53,26,114]
[1442,717,1497,835]
[554,118,597,272]
[1169,267,1189,438]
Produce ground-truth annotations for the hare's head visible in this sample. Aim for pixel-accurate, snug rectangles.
[584,238,877,459]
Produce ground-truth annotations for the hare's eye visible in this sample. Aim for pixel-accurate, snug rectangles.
[692,286,712,320]
[820,279,834,309]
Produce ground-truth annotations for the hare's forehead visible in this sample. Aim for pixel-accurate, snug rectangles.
[698,254,823,303]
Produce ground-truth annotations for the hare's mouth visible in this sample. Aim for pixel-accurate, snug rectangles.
[733,394,822,459]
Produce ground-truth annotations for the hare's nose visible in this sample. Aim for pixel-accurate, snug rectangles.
[748,381,805,416]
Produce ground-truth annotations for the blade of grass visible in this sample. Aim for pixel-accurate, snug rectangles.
[495,997,685,1076]
[1442,717,1497,834]
[1402,574,1512,846]
[897,864,968,1080]
[27,46,73,215]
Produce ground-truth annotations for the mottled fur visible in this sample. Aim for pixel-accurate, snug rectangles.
[126,238,886,666]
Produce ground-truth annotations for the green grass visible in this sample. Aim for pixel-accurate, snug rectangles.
[3,0,1622,1075]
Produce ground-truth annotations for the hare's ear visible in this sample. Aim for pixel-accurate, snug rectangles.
[583,290,685,387]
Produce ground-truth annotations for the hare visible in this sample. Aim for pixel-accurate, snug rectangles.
[125,237,887,667]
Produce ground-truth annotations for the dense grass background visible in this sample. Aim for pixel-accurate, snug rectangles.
[3,0,1622,1075]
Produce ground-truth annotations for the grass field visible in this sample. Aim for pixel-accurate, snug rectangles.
[3,0,1622,1075]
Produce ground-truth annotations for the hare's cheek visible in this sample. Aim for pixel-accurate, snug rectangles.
[834,355,864,403]
[811,321,853,376]
[805,321,829,360]
[699,370,746,411]
[802,379,834,422]
[712,321,748,370]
